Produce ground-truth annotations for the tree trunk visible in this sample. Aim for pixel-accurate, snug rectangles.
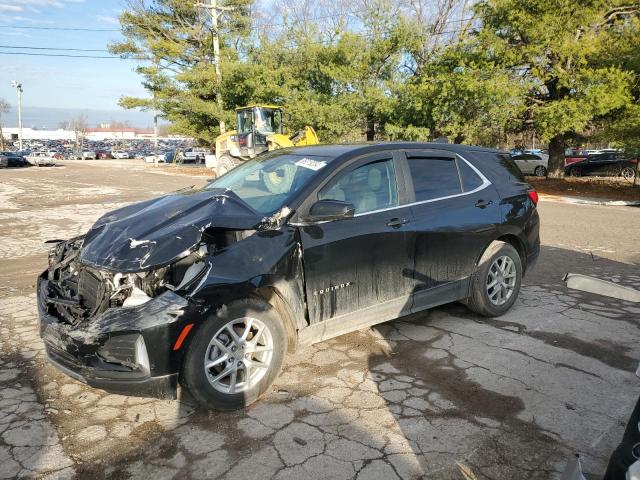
[547,134,565,178]
[366,114,375,141]
[0,124,4,151]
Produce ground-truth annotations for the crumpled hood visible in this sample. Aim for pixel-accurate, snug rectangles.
[79,188,264,272]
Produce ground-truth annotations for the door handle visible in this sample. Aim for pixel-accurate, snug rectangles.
[386,217,409,228]
[475,199,493,209]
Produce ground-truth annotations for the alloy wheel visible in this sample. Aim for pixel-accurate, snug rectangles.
[204,317,274,394]
[535,166,547,177]
[486,255,517,306]
[621,167,635,181]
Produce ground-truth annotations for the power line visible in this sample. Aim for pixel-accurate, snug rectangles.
[0,24,119,32]
[0,51,124,59]
[0,44,110,52]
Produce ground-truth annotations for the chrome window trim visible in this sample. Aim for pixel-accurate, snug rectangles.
[351,153,491,217]
[289,152,491,226]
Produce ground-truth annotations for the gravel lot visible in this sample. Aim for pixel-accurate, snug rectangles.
[1,161,640,479]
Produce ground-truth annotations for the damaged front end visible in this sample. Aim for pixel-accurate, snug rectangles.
[39,236,212,398]
[38,186,299,399]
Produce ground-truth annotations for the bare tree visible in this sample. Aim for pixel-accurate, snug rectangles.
[0,98,10,151]
[72,113,88,155]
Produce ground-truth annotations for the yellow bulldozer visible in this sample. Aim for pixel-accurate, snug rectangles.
[212,104,320,176]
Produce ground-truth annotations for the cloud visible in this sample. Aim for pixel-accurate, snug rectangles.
[4,15,55,25]
[0,4,24,12]
[0,0,85,9]
[95,15,119,25]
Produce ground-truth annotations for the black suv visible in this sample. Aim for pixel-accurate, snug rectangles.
[565,151,637,179]
[38,143,540,410]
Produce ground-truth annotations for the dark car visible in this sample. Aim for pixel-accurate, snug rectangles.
[565,152,637,180]
[0,152,28,168]
[96,150,113,160]
[37,143,540,410]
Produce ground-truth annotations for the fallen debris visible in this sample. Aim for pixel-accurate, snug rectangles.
[564,273,640,303]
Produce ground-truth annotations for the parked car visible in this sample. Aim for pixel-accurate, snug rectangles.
[180,148,209,164]
[144,152,172,163]
[564,148,589,166]
[82,151,97,160]
[512,153,548,177]
[0,152,28,168]
[38,143,540,410]
[96,150,113,160]
[28,152,56,167]
[112,151,133,159]
[564,152,637,179]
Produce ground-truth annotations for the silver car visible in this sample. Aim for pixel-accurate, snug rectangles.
[512,153,548,177]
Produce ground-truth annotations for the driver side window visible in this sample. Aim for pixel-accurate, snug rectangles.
[319,159,398,214]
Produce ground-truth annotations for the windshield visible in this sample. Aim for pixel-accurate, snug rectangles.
[205,151,331,214]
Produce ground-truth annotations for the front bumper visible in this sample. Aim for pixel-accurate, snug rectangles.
[38,274,193,399]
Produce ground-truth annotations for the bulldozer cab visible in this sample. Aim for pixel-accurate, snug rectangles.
[213,103,319,176]
[236,106,283,155]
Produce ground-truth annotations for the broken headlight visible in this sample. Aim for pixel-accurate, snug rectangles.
[110,244,210,308]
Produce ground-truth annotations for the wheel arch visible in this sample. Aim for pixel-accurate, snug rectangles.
[495,234,527,272]
[475,233,527,275]
[254,286,299,353]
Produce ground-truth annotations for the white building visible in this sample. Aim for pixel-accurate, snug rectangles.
[2,127,160,141]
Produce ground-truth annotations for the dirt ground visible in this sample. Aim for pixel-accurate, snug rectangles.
[530,176,640,201]
[1,160,640,479]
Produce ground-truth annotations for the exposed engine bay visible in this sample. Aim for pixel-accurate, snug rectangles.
[44,228,251,327]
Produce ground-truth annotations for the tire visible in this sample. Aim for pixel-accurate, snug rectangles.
[621,167,635,182]
[534,165,547,177]
[466,241,523,317]
[569,167,581,177]
[182,297,286,410]
[217,154,241,177]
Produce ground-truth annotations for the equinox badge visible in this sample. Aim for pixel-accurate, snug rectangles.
[314,282,354,296]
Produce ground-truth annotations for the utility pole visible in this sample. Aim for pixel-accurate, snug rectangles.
[198,0,232,134]
[11,80,23,151]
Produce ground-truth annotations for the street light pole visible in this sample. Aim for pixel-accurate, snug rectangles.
[11,81,23,151]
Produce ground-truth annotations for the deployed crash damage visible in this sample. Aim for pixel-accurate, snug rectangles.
[39,184,302,399]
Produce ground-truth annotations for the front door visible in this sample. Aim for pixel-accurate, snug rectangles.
[298,153,414,325]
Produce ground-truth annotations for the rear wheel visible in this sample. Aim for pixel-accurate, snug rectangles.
[534,165,547,177]
[182,298,286,410]
[569,166,582,177]
[466,241,522,317]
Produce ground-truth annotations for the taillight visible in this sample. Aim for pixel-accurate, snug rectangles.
[528,190,539,206]
[630,158,638,164]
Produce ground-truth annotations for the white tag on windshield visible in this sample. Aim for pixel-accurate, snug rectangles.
[296,158,326,171]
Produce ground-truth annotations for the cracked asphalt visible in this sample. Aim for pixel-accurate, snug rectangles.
[1,161,640,479]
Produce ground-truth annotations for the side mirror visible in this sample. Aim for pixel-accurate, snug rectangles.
[304,199,355,223]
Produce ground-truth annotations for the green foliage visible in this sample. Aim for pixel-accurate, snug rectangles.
[115,0,640,159]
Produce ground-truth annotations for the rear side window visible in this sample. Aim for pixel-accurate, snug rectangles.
[456,158,484,192]
[407,157,462,201]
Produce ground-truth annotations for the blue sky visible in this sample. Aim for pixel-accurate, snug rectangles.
[0,0,152,127]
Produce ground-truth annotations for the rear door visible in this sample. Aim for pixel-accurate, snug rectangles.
[399,150,501,311]
[298,152,415,324]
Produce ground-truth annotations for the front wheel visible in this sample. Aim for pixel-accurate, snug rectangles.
[569,167,582,177]
[217,154,241,177]
[621,166,635,182]
[534,165,547,177]
[466,241,523,317]
[182,298,286,410]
